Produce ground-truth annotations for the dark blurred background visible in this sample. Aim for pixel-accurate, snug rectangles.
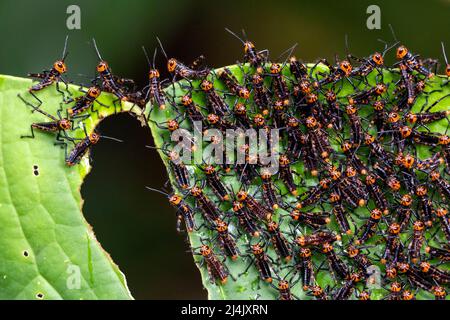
[0,0,448,299]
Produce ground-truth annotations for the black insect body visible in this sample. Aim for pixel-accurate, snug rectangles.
[309,285,328,300]
[345,104,364,146]
[290,209,331,229]
[296,178,331,208]
[198,245,229,285]
[190,186,221,222]
[435,208,450,242]
[232,102,252,129]
[396,44,435,79]
[279,154,297,196]
[157,37,210,80]
[247,244,273,283]
[295,231,340,247]
[349,51,385,78]
[426,246,450,261]
[180,94,206,124]
[332,273,362,300]
[430,171,450,200]
[203,165,230,201]
[372,100,387,135]
[66,86,102,117]
[218,67,250,100]
[92,39,130,102]
[142,46,167,112]
[415,185,434,228]
[260,168,279,210]
[419,261,450,284]
[341,141,368,175]
[346,245,373,276]
[397,262,435,293]
[317,59,353,87]
[214,219,239,260]
[381,223,401,265]
[166,150,191,190]
[349,83,387,105]
[232,201,260,238]
[357,208,383,244]
[324,89,344,130]
[28,36,70,102]
[297,247,315,290]
[167,57,210,80]
[285,116,305,159]
[18,94,72,141]
[408,220,425,263]
[251,74,271,114]
[65,132,100,166]
[330,194,352,235]
[269,63,290,106]
[267,221,292,262]
[225,28,267,71]
[276,280,294,300]
[321,242,350,280]
[328,167,366,208]
[146,187,196,233]
[289,56,309,82]
[405,110,450,125]
[365,174,389,215]
[237,190,273,221]
[305,116,332,161]
[200,79,230,117]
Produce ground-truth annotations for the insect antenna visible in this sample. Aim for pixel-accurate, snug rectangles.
[92,38,103,61]
[17,94,58,121]
[344,34,351,59]
[61,35,69,61]
[145,186,170,197]
[378,38,399,57]
[441,42,449,65]
[388,24,400,43]
[99,135,123,143]
[152,47,158,69]
[277,43,298,64]
[145,144,172,157]
[156,36,169,60]
[142,46,152,68]
[224,27,246,45]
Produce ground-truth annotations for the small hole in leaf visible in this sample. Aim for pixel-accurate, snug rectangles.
[36,292,44,299]
[23,250,29,257]
[33,165,39,176]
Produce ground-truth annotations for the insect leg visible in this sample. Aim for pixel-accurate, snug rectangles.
[20,125,36,139]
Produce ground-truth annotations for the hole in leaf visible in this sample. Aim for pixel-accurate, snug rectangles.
[35,292,44,299]
[22,250,29,257]
[33,165,39,176]
[82,113,204,298]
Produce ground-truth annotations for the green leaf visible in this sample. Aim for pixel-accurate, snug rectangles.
[1,62,449,300]
[147,65,450,300]
[0,75,132,299]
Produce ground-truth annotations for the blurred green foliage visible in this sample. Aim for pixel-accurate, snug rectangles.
[0,0,448,299]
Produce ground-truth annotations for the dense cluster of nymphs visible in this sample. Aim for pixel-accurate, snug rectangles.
[21,30,450,300]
